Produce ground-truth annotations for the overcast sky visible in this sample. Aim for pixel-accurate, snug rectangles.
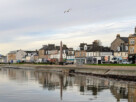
[0,0,136,55]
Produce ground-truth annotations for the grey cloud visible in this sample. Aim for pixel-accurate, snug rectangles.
[0,0,136,54]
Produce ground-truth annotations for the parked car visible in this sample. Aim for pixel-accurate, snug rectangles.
[64,62,74,65]
[110,57,118,64]
[121,60,131,64]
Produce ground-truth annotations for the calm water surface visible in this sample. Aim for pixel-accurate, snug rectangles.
[0,68,135,102]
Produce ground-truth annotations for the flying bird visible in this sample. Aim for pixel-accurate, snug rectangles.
[64,9,72,13]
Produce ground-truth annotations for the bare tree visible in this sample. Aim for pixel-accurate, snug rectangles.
[93,40,102,46]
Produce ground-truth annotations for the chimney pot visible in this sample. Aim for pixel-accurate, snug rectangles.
[129,34,133,37]
[116,34,120,38]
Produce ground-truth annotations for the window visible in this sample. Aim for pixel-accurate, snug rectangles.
[84,45,87,50]
[130,47,134,54]
[48,51,50,54]
[79,52,81,56]
[76,53,78,57]
[125,46,128,51]
[46,51,48,54]
[87,53,89,56]
[130,39,135,44]
[117,46,120,51]
[83,53,85,57]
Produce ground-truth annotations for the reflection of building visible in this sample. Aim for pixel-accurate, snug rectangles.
[128,85,136,102]
[110,86,128,102]
[109,82,136,102]
[85,77,109,96]
[2,68,136,102]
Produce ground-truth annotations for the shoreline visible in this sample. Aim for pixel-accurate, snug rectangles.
[1,64,136,81]
[1,64,136,70]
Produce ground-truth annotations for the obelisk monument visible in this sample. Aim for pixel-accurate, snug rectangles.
[60,41,63,63]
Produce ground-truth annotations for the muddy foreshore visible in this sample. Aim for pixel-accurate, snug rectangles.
[0,64,136,81]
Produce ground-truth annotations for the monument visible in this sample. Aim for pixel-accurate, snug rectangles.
[59,41,63,65]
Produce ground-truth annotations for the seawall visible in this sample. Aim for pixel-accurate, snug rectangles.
[1,64,136,81]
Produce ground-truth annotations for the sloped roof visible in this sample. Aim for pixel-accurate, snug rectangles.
[40,44,68,51]
[131,34,136,37]
[79,43,87,47]
[87,46,111,52]
[25,51,38,53]
[48,44,55,50]
[120,37,128,43]
[63,44,68,50]
[40,45,48,50]
[8,51,17,54]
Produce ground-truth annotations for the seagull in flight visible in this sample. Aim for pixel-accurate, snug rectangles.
[64,9,72,13]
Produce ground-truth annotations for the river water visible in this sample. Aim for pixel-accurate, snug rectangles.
[0,68,135,102]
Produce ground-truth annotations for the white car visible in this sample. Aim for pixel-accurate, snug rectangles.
[121,61,131,64]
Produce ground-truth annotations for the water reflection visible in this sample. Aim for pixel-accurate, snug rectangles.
[0,68,136,102]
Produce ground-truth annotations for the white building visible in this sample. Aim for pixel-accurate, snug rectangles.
[114,52,128,60]
[16,50,27,62]
[86,52,112,57]
[66,49,75,63]
[50,51,67,60]
[67,56,75,63]
[25,51,38,62]
[86,51,113,64]
[7,50,38,63]
[0,55,7,63]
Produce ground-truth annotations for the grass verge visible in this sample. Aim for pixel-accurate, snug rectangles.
[87,64,136,66]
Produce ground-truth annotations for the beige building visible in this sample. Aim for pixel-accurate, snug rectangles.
[75,51,86,64]
[7,51,17,63]
[111,34,128,51]
[114,52,128,59]
[111,34,128,60]
[75,51,86,58]
[128,28,136,63]
[38,49,49,60]
[38,44,68,62]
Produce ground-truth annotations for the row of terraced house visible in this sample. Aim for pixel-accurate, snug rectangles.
[1,27,136,64]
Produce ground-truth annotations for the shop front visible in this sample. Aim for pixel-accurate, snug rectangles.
[128,54,136,64]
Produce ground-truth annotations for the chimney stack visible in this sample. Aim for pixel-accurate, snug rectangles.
[135,27,136,34]
[129,34,133,37]
[116,34,120,38]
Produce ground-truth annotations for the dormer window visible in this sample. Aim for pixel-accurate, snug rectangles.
[125,46,128,51]
[84,45,87,50]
